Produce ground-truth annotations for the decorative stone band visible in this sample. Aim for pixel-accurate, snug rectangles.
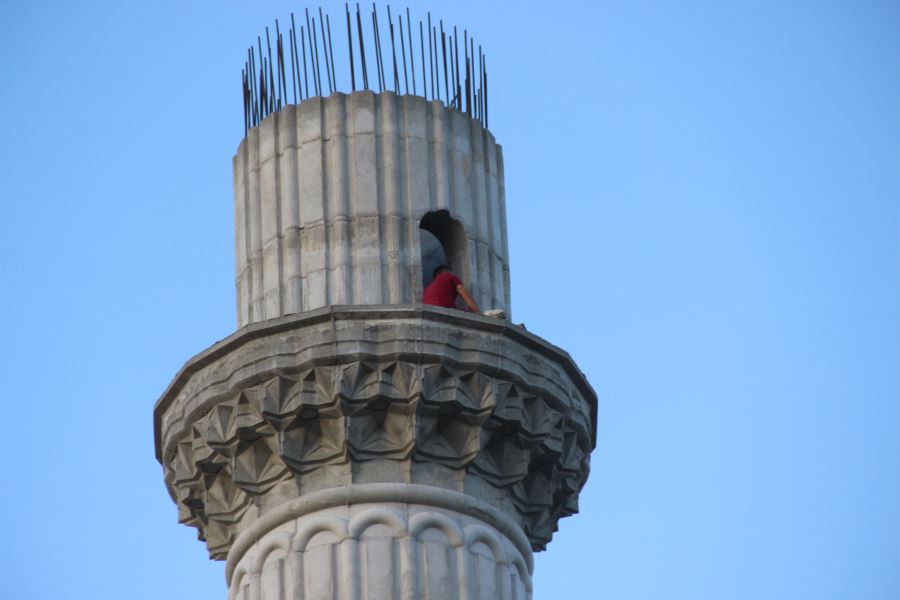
[226,484,533,600]
[155,305,596,559]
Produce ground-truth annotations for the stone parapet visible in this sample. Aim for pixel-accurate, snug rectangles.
[155,306,595,562]
[233,92,509,328]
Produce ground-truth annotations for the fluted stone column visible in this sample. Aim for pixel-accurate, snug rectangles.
[233,91,509,328]
[155,94,595,600]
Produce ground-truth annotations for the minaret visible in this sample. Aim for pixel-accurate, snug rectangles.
[154,7,595,600]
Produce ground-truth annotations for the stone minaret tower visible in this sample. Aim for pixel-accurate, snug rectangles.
[154,8,595,600]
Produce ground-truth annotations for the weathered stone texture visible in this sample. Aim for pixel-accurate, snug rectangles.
[227,493,532,600]
[155,306,596,562]
[233,92,510,328]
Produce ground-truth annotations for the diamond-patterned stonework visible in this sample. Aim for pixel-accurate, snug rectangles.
[155,305,596,559]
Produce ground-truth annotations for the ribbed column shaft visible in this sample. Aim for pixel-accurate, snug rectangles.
[226,488,532,600]
[233,91,509,328]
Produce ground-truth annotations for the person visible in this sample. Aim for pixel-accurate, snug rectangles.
[423,265,480,313]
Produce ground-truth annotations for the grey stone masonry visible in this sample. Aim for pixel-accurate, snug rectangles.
[234,92,509,328]
[154,306,596,570]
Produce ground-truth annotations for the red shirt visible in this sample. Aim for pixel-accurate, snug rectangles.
[423,272,463,308]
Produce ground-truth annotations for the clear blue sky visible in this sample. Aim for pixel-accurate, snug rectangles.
[1,1,898,599]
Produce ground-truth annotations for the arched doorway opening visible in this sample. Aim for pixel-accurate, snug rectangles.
[419,210,467,290]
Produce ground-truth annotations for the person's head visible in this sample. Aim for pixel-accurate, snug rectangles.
[432,264,450,279]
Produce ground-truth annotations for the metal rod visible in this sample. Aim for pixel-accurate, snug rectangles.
[454,27,460,109]
[419,20,426,101]
[276,32,283,109]
[281,32,288,106]
[266,28,275,112]
[371,8,377,90]
[289,25,297,102]
[242,68,248,136]
[465,33,471,116]
[433,26,438,101]
[449,30,456,106]
[312,17,323,95]
[275,20,285,107]
[255,48,260,123]
[453,32,465,110]
[479,46,484,125]
[473,41,478,121]
[291,14,300,101]
[453,28,464,110]
[346,4,356,91]
[318,8,332,94]
[399,13,409,95]
[239,7,492,133]
[278,33,287,108]
[267,57,272,115]
[387,5,399,92]
[479,44,483,124]
[247,51,253,127]
[369,8,377,90]
[247,49,254,126]
[274,22,282,108]
[483,55,488,129]
[407,8,416,95]
[305,10,318,96]
[248,47,257,125]
[260,57,268,118]
[428,14,434,101]
[472,38,477,119]
[372,4,385,92]
[440,22,448,105]
[265,31,272,112]
[356,4,369,91]
[475,46,479,121]
[257,36,264,116]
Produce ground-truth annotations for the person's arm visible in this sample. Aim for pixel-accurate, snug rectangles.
[456,284,480,313]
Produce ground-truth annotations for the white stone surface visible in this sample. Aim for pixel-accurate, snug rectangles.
[233,92,510,328]
[226,490,532,600]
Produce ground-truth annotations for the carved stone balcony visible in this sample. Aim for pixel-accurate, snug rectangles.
[155,305,595,598]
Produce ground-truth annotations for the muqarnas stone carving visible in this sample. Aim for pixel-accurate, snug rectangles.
[155,306,595,599]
